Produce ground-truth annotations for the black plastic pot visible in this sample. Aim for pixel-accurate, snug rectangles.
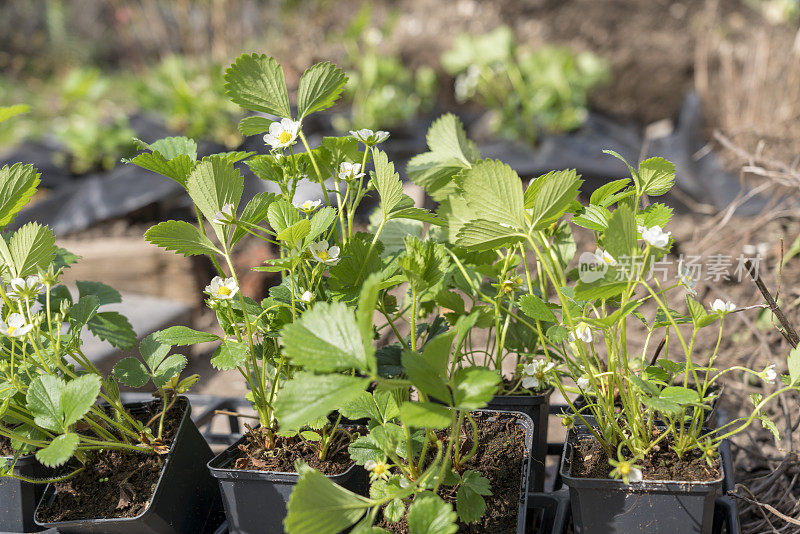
[207,432,368,534]
[560,424,724,534]
[472,409,534,534]
[0,452,51,533]
[487,387,553,492]
[34,397,221,534]
[526,489,570,534]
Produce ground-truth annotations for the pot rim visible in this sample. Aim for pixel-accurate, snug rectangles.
[207,424,362,481]
[34,396,193,527]
[493,385,555,399]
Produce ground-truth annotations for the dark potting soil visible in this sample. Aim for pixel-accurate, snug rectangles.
[231,426,359,476]
[379,412,526,534]
[570,431,721,482]
[36,397,186,523]
[0,435,14,456]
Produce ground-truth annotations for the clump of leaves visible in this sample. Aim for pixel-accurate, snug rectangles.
[50,68,137,174]
[333,5,437,131]
[442,26,609,145]
[134,56,243,149]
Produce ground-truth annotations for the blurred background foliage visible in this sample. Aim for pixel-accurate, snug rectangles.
[442,26,609,145]
[0,0,612,175]
[2,0,798,177]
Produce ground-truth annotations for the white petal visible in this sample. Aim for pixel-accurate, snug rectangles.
[628,467,643,483]
[15,324,33,336]
[521,376,539,389]
[8,314,25,328]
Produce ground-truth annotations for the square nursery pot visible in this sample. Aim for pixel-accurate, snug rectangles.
[525,489,570,534]
[560,424,724,534]
[34,397,221,534]
[487,387,553,491]
[473,409,535,534]
[0,452,52,533]
[207,430,368,534]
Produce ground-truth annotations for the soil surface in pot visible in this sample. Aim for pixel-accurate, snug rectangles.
[231,426,359,475]
[570,431,721,482]
[0,435,14,456]
[379,412,526,534]
[36,397,186,523]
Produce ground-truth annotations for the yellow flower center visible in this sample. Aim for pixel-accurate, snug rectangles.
[218,286,231,296]
[7,326,15,335]
[317,250,330,261]
[619,462,631,476]
[372,462,388,476]
[278,131,293,144]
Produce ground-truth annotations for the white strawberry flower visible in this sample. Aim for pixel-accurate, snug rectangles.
[594,248,617,266]
[710,299,736,314]
[205,276,239,300]
[0,313,33,338]
[611,458,643,484]
[310,241,340,266]
[678,260,697,296]
[522,359,555,390]
[264,118,300,149]
[293,199,321,213]
[338,162,365,182]
[300,291,313,304]
[7,276,42,300]
[568,323,593,343]
[763,363,777,383]
[211,203,236,225]
[364,459,389,480]
[349,129,390,146]
[640,225,671,248]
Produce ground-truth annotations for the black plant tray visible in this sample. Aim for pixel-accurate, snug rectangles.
[71,394,735,534]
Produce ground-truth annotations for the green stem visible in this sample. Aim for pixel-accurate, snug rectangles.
[5,467,86,485]
[298,131,331,206]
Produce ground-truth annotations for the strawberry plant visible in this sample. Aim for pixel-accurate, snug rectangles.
[0,107,196,481]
